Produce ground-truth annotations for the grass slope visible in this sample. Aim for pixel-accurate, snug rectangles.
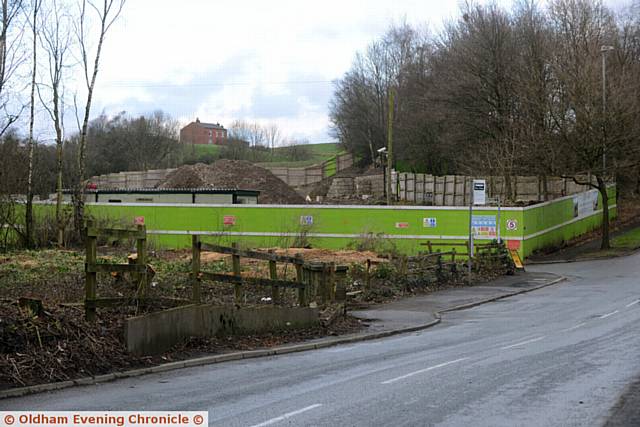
[182,142,343,168]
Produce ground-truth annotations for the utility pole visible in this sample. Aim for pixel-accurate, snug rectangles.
[386,88,395,206]
[467,180,473,281]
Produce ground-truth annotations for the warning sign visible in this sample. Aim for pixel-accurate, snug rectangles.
[300,215,313,226]
[395,222,410,229]
[506,219,518,231]
[472,215,496,238]
[423,218,437,228]
[223,215,236,226]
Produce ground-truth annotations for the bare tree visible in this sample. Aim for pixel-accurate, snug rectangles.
[228,119,266,147]
[73,0,125,236]
[23,0,40,248]
[37,0,73,246]
[0,0,25,135]
[264,123,281,155]
[547,0,639,249]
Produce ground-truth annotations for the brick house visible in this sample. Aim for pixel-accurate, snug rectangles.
[180,118,228,145]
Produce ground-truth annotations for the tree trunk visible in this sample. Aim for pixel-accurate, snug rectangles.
[55,140,63,246]
[504,173,513,203]
[541,174,549,201]
[25,0,39,249]
[596,175,610,250]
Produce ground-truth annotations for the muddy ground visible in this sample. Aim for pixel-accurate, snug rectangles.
[0,244,508,391]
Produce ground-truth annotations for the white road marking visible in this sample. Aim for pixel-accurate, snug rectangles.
[250,404,323,427]
[532,279,548,282]
[562,322,587,332]
[381,357,469,384]
[500,336,545,350]
[626,300,640,308]
[599,310,619,319]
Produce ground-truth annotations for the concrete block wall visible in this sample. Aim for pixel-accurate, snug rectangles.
[89,153,354,190]
[125,304,320,355]
[327,172,598,206]
[90,169,175,189]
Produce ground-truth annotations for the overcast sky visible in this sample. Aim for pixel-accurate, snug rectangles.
[75,0,627,145]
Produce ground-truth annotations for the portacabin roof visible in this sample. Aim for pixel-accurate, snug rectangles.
[65,188,260,197]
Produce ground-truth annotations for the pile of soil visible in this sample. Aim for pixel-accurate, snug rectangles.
[157,160,305,205]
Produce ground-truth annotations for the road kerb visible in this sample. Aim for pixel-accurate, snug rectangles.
[0,276,566,400]
[440,276,567,314]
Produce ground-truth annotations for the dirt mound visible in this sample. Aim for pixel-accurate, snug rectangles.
[157,160,305,204]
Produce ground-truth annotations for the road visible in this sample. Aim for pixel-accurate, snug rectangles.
[2,254,640,426]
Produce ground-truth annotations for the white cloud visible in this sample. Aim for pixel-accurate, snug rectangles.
[58,0,623,144]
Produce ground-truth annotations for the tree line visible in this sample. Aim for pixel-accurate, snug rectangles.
[330,0,640,248]
[0,0,312,249]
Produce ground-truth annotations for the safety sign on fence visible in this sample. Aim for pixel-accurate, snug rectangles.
[472,215,496,238]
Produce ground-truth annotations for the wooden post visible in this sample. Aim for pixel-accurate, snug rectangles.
[328,262,336,302]
[85,220,97,322]
[268,249,279,304]
[365,259,371,291]
[427,241,433,254]
[401,256,408,279]
[192,235,201,303]
[451,248,456,263]
[295,254,306,306]
[136,224,147,298]
[232,242,243,304]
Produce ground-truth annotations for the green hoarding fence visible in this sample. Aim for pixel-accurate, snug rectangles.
[30,186,615,259]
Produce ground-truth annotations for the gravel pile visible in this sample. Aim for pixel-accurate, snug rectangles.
[157,160,305,204]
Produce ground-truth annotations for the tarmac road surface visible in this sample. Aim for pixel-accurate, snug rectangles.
[2,253,640,426]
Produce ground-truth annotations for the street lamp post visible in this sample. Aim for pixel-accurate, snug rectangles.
[601,45,614,174]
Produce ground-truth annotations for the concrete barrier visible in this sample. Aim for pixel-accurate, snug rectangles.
[125,304,320,355]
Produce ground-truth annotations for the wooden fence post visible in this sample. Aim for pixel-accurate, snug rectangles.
[136,224,147,298]
[365,259,371,290]
[232,242,243,304]
[85,220,97,321]
[192,235,201,303]
[295,254,306,306]
[268,249,279,304]
[328,262,336,302]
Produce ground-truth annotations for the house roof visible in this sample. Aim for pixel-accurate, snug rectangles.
[198,122,225,130]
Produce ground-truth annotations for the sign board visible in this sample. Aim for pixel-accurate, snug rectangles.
[395,222,410,229]
[300,215,313,226]
[133,216,145,225]
[472,215,496,238]
[473,179,486,205]
[572,190,599,218]
[223,215,236,226]
[506,219,518,231]
[423,218,437,228]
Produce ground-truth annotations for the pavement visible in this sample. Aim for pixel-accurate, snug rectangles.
[2,255,639,426]
[352,271,562,332]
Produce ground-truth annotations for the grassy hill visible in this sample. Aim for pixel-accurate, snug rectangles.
[182,142,344,168]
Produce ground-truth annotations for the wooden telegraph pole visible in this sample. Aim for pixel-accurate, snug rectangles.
[386,88,395,206]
